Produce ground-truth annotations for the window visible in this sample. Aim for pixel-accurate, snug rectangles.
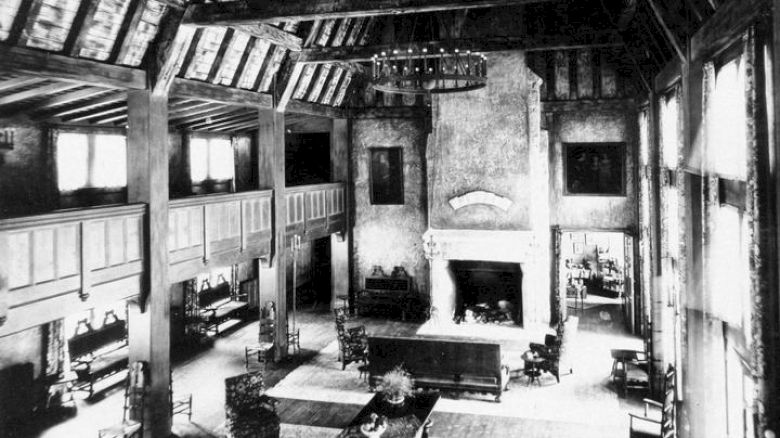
[56,131,127,192]
[369,147,404,205]
[563,142,625,196]
[189,135,234,183]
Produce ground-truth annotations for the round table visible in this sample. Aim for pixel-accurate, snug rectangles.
[521,350,545,386]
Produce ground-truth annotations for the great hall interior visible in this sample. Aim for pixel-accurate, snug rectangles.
[0,0,779,437]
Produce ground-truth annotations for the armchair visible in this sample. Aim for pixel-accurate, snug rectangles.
[224,372,280,438]
[529,334,561,383]
[611,349,650,397]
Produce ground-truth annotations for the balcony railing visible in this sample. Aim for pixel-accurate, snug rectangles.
[168,190,273,282]
[0,204,145,336]
[285,183,346,241]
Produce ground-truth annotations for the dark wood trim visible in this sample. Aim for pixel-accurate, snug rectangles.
[654,58,682,93]
[0,46,147,89]
[299,32,623,64]
[184,0,558,26]
[176,27,203,80]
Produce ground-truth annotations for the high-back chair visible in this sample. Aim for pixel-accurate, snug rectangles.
[98,361,146,438]
[224,372,280,438]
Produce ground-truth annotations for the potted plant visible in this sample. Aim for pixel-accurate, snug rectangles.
[360,412,388,437]
[378,365,413,405]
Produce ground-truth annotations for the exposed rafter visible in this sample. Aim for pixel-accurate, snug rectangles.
[0,82,81,106]
[229,24,303,51]
[184,0,559,26]
[149,10,197,96]
[171,78,273,107]
[644,0,686,62]
[0,45,147,89]
[300,32,623,64]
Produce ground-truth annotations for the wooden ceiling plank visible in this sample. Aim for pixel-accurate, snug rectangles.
[332,70,354,106]
[305,63,333,102]
[65,103,127,122]
[0,45,147,89]
[344,17,366,46]
[0,82,81,106]
[47,91,127,118]
[184,0,559,26]
[33,87,110,110]
[321,67,346,105]
[206,28,236,83]
[275,53,304,112]
[182,108,251,129]
[644,0,686,62]
[300,32,624,64]
[230,37,257,87]
[7,0,38,46]
[212,119,259,132]
[0,77,49,93]
[190,111,256,130]
[253,44,281,91]
[108,0,145,64]
[94,112,128,125]
[230,24,302,51]
[169,102,222,118]
[62,0,101,56]
[168,100,215,115]
[172,105,241,125]
[171,77,272,107]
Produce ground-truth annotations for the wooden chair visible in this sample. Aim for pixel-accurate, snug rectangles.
[246,318,275,372]
[611,349,650,397]
[529,334,561,383]
[224,372,280,438]
[170,369,192,422]
[98,362,146,438]
[286,327,300,356]
[629,365,676,438]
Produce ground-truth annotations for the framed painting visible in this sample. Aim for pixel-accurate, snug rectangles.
[563,142,626,196]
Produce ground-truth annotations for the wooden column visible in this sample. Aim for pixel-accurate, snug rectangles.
[330,118,350,310]
[257,108,288,358]
[126,90,171,438]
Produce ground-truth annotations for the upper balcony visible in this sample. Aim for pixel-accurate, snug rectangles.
[0,183,346,336]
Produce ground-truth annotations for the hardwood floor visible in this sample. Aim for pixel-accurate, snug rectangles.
[26,303,645,438]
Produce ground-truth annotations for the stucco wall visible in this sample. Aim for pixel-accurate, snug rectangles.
[351,118,429,295]
[549,109,638,229]
[429,50,535,230]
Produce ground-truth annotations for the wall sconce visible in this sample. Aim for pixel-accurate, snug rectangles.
[0,128,15,151]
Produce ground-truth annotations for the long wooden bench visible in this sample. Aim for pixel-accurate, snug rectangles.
[196,277,248,336]
[68,311,129,398]
[367,335,508,402]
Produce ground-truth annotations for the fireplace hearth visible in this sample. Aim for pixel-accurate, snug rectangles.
[450,260,523,325]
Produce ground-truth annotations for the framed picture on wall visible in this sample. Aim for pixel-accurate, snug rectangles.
[563,142,626,196]
[369,147,404,205]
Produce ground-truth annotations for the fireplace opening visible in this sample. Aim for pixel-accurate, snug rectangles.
[450,260,523,326]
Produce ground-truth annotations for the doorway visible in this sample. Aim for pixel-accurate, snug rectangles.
[555,230,638,333]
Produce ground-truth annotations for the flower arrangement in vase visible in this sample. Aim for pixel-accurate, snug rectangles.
[378,365,413,405]
[360,412,388,437]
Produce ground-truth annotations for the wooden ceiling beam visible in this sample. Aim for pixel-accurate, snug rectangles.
[644,0,686,62]
[171,77,273,107]
[0,45,147,89]
[286,100,347,118]
[211,117,260,132]
[229,24,303,51]
[5,0,35,46]
[300,32,623,64]
[184,0,558,26]
[168,100,215,115]
[149,9,197,96]
[0,82,81,106]
[65,104,127,122]
[191,111,257,130]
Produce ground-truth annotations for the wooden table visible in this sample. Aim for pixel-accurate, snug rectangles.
[338,392,439,438]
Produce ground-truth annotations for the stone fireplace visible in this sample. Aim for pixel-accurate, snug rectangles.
[423,50,552,326]
[450,260,523,324]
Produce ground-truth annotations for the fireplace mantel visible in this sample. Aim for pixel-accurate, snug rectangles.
[422,229,538,263]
